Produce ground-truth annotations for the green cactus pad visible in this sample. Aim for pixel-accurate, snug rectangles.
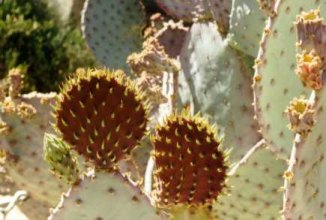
[178,22,261,162]
[0,92,69,206]
[81,0,145,71]
[253,0,326,158]
[283,90,326,219]
[228,0,267,57]
[55,69,149,170]
[49,171,163,220]
[214,144,287,219]
[151,109,228,207]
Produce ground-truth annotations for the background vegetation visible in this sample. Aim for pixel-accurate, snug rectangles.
[0,0,96,92]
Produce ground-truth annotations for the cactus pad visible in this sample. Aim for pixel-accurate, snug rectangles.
[252,0,326,157]
[214,144,286,219]
[18,195,52,220]
[0,92,69,206]
[55,69,149,170]
[283,90,326,219]
[49,171,162,220]
[228,0,266,57]
[151,109,228,207]
[178,22,261,162]
[81,0,145,71]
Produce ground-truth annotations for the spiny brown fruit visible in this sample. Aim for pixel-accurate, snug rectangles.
[151,109,228,207]
[55,69,149,170]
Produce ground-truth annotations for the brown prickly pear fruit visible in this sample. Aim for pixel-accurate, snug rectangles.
[151,109,228,207]
[55,69,149,171]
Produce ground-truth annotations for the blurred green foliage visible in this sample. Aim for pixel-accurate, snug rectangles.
[0,0,96,92]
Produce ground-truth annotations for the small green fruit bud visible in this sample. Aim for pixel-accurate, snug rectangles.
[44,133,80,184]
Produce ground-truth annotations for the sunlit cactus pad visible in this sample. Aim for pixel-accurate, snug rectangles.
[0,93,69,207]
[55,69,149,170]
[214,145,286,219]
[49,171,163,220]
[253,0,326,158]
[151,109,228,207]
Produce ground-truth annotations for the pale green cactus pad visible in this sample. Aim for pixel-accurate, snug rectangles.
[228,0,266,57]
[252,0,326,158]
[283,91,326,219]
[81,0,145,71]
[214,143,286,219]
[0,93,69,206]
[49,171,163,220]
[178,22,261,162]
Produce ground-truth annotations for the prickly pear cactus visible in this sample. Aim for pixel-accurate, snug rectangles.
[18,195,52,220]
[282,8,326,219]
[228,0,266,57]
[253,0,326,158]
[0,92,69,207]
[49,171,163,220]
[179,22,261,162]
[151,109,228,207]
[214,143,286,219]
[81,0,145,71]
[55,69,149,170]
[10,0,326,219]
[282,92,325,219]
[142,109,229,219]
